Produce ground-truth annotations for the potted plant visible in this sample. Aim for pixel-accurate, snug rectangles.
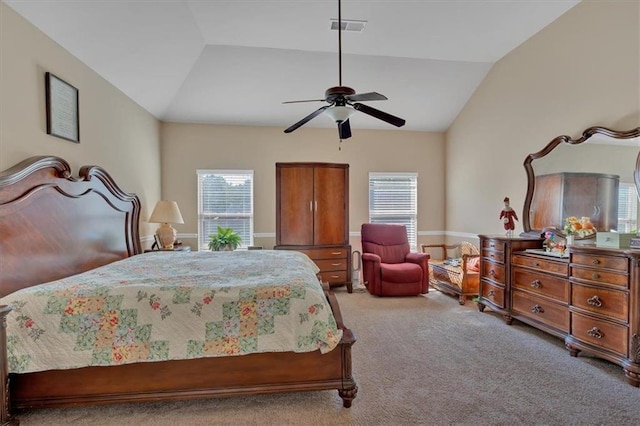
[208,226,242,251]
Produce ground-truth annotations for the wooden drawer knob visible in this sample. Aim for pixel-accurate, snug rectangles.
[531,304,544,314]
[591,259,600,265]
[591,272,600,280]
[488,290,495,297]
[587,295,602,307]
[530,279,541,289]
[587,327,603,339]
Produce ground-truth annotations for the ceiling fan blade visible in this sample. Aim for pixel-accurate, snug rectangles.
[346,92,388,102]
[352,102,406,127]
[338,119,352,139]
[284,105,331,133]
[283,99,326,104]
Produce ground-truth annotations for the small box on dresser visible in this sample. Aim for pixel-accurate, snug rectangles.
[596,232,635,249]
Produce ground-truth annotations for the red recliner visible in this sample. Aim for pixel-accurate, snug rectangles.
[361,223,430,297]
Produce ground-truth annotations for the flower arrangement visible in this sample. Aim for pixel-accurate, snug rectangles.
[563,216,596,237]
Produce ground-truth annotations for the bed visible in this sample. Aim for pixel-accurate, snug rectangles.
[0,156,357,424]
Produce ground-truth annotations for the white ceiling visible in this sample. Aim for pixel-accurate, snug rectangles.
[5,0,581,133]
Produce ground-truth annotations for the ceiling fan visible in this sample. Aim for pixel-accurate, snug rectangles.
[283,0,405,140]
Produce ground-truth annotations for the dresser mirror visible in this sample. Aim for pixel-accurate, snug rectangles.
[521,126,640,238]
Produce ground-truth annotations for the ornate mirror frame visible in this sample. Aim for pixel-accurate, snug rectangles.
[522,126,640,237]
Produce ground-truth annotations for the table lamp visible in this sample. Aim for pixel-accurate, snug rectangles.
[149,200,184,249]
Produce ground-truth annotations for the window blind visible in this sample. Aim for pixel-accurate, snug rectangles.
[618,182,638,233]
[368,172,418,251]
[197,170,254,250]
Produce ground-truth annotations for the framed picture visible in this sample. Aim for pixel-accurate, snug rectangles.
[45,72,79,143]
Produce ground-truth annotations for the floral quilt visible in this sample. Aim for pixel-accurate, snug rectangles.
[1,250,343,374]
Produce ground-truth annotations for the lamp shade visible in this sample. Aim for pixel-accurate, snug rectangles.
[324,105,356,122]
[149,201,184,224]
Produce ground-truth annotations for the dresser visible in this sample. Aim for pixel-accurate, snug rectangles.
[477,235,542,323]
[565,246,640,386]
[478,235,640,387]
[274,162,352,292]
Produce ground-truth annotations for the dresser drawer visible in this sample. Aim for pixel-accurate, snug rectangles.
[315,258,348,272]
[570,266,628,288]
[480,280,505,308]
[512,290,569,332]
[571,253,629,273]
[318,270,348,284]
[571,283,628,322]
[482,239,505,253]
[512,255,568,276]
[296,247,349,261]
[482,249,504,263]
[571,312,628,355]
[482,261,505,285]
[512,267,569,302]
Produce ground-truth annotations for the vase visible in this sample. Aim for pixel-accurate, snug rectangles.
[566,235,575,246]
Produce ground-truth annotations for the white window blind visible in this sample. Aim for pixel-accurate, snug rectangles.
[197,170,254,250]
[618,182,638,233]
[369,172,418,251]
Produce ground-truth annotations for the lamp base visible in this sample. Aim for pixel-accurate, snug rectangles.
[155,223,177,249]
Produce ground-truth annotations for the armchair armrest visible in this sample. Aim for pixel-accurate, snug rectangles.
[406,252,430,264]
[362,252,381,264]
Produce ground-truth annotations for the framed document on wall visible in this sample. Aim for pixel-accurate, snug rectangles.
[45,72,79,143]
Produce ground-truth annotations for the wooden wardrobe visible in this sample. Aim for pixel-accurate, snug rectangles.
[275,162,352,292]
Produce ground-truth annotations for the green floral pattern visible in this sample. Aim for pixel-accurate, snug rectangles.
[1,251,342,373]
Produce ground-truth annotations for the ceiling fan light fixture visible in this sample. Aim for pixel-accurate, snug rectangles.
[324,105,356,123]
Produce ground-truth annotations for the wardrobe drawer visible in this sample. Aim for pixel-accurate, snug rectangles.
[571,283,628,322]
[512,267,569,303]
[297,247,349,260]
[318,270,348,284]
[482,239,505,253]
[571,312,628,356]
[315,258,348,272]
[512,290,569,332]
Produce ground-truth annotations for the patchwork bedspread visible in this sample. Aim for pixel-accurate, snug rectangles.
[1,250,343,374]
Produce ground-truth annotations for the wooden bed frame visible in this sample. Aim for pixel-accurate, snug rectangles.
[0,156,357,424]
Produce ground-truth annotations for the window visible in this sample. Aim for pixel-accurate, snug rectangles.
[618,182,638,233]
[368,172,418,251]
[197,170,253,250]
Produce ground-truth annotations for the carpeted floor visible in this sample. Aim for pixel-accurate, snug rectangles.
[16,288,640,425]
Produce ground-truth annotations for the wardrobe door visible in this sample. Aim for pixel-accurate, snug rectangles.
[277,166,314,245]
[313,166,348,245]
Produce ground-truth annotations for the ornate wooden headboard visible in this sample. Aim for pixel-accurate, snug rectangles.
[0,156,141,298]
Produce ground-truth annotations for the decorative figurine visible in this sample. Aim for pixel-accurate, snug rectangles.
[500,196,518,237]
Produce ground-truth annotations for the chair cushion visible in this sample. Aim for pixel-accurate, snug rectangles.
[381,262,423,283]
[362,242,409,264]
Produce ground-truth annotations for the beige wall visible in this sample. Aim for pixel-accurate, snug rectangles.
[160,122,445,251]
[446,0,640,240]
[0,3,162,239]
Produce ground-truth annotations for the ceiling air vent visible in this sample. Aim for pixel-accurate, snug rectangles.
[330,19,367,33]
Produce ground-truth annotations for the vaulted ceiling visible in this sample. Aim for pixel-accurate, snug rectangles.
[5,0,581,132]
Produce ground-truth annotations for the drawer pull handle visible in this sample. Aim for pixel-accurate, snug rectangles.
[331,252,342,255]
[488,290,495,297]
[530,279,541,289]
[490,243,495,248]
[331,263,342,266]
[534,262,540,267]
[489,270,495,276]
[531,304,544,314]
[587,327,603,339]
[591,272,600,280]
[591,259,600,265]
[587,295,602,307]
[330,275,340,278]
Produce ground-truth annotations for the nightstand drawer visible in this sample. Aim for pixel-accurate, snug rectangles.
[297,247,349,260]
[318,271,348,284]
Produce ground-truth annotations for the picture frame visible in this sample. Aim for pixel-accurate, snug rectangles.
[45,72,79,143]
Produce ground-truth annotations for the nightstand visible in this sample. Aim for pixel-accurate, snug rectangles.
[144,245,191,253]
